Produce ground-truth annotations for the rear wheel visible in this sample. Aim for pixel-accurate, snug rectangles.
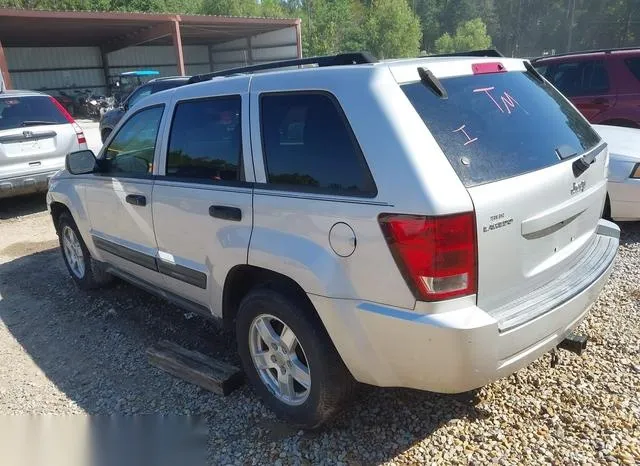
[236,286,356,429]
[58,212,112,290]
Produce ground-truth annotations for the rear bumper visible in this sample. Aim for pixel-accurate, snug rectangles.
[310,220,619,393]
[608,179,640,221]
[0,170,61,199]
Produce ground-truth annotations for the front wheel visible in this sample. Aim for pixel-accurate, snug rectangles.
[236,286,356,429]
[58,212,112,290]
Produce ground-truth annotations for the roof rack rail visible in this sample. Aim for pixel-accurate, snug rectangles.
[531,46,640,61]
[188,52,378,84]
[426,48,504,58]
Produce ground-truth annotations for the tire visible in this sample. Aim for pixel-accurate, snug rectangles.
[602,194,612,220]
[236,286,356,429]
[58,212,112,290]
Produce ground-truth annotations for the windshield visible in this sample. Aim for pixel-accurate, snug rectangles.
[402,70,601,187]
[0,96,67,131]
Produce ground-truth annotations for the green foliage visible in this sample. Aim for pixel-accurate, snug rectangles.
[434,18,492,53]
[200,0,259,16]
[2,0,639,58]
[300,0,365,56]
[364,0,421,58]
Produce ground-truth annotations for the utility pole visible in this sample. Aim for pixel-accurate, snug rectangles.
[567,0,575,52]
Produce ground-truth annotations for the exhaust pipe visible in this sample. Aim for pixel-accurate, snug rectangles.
[558,332,588,356]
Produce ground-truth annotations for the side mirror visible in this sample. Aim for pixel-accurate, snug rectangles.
[66,150,97,175]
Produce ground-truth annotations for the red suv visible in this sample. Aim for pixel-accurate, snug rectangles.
[532,48,640,128]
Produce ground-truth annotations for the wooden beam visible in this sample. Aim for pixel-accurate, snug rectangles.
[147,340,244,396]
[171,20,186,76]
[295,20,303,58]
[102,21,175,54]
[247,36,254,65]
[0,39,12,90]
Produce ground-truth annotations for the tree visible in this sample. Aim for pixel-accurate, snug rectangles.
[364,0,421,59]
[301,0,365,56]
[434,18,491,53]
[200,0,259,16]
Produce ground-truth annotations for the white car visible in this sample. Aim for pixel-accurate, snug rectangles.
[48,52,619,428]
[594,124,640,221]
[1,90,87,199]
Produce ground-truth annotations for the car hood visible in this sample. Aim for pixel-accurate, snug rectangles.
[593,124,640,163]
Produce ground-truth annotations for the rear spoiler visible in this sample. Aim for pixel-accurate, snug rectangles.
[426,49,504,58]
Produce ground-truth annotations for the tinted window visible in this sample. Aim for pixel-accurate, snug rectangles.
[402,71,601,187]
[625,57,640,81]
[152,80,187,93]
[546,60,609,96]
[166,96,242,182]
[0,95,67,130]
[126,85,152,108]
[103,106,163,176]
[260,92,376,196]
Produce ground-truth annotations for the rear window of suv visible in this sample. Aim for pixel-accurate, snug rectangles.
[402,71,601,187]
[625,57,640,81]
[0,95,68,131]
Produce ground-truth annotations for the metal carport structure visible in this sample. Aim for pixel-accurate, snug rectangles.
[0,8,301,92]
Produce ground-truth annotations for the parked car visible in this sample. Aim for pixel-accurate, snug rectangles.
[52,92,75,117]
[0,90,87,199]
[99,76,190,142]
[593,124,640,221]
[48,52,619,428]
[532,48,640,128]
[111,70,161,104]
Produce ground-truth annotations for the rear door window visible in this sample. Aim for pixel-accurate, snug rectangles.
[545,60,609,96]
[624,57,640,81]
[0,95,68,130]
[402,71,601,187]
[165,96,242,183]
[260,92,376,196]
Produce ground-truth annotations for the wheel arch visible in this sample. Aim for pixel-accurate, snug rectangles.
[50,201,72,234]
[222,264,319,332]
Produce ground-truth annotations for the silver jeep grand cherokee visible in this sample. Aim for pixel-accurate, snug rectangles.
[47,52,619,428]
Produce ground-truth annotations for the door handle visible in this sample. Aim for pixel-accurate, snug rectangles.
[592,97,608,105]
[209,205,242,221]
[125,194,146,206]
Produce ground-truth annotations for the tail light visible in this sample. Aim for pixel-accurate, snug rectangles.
[379,212,477,302]
[49,96,86,145]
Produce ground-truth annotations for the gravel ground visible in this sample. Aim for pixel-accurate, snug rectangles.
[0,194,638,465]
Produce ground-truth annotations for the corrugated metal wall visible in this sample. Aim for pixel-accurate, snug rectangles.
[6,46,105,94]
[211,27,299,71]
[5,26,299,95]
[108,45,210,78]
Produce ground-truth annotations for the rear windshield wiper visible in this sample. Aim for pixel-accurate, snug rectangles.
[418,67,448,99]
[556,144,597,177]
[21,120,59,127]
